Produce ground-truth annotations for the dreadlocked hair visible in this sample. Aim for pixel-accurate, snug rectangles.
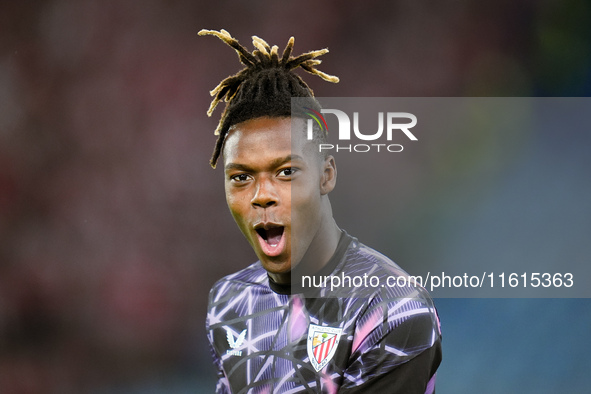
[199,29,339,168]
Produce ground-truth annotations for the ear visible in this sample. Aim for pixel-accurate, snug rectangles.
[319,155,337,195]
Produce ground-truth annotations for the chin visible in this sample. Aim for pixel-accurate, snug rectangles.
[260,258,291,275]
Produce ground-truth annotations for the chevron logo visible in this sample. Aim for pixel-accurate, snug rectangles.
[226,328,247,356]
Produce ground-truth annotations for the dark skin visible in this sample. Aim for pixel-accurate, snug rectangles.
[222,116,341,284]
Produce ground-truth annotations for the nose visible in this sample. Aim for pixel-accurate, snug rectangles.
[251,177,278,208]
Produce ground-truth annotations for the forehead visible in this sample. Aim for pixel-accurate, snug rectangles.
[222,117,311,165]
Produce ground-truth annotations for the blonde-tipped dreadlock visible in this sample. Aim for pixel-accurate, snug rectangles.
[199,29,339,168]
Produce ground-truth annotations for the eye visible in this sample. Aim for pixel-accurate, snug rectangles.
[230,173,251,183]
[278,167,297,177]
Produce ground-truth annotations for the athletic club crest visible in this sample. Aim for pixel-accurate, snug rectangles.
[307,324,342,372]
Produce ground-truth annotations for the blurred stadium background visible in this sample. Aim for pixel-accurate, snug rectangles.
[1,0,590,392]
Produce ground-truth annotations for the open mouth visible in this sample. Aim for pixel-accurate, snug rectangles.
[255,225,286,257]
[256,226,284,246]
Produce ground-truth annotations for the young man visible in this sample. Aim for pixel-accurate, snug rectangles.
[201,29,441,393]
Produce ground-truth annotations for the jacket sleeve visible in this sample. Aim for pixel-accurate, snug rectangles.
[206,284,232,394]
[339,340,441,394]
[338,292,442,394]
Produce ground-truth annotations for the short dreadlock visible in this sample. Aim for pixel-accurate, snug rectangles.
[199,29,339,168]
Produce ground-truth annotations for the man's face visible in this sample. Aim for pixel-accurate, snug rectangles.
[222,117,326,276]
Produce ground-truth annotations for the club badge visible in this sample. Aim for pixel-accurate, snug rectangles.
[307,324,342,372]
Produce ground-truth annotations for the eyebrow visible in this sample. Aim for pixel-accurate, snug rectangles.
[225,154,304,172]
